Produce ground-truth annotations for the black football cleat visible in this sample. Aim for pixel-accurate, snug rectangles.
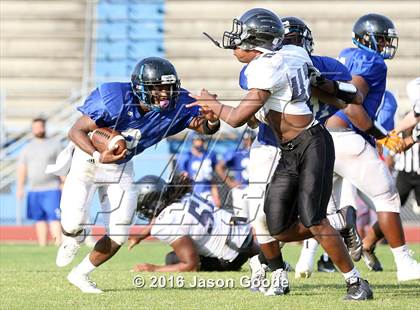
[339,206,363,262]
[344,277,373,301]
[317,254,337,273]
[362,246,383,271]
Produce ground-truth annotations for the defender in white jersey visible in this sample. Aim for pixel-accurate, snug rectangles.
[189,8,372,300]
[128,175,260,272]
[395,78,420,135]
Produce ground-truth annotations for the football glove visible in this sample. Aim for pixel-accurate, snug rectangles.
[376,130,405,154]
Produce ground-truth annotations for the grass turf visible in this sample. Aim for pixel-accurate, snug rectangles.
[0,242,419,309]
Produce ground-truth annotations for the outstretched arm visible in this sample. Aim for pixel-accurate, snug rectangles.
[395,111,420,134]
[188,89,270,128]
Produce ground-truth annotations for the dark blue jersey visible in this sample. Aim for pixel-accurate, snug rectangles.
[239,56,351,147]
[77,82,200,163]
[224,148,250,185]
[335,48,388,143]
[177,151,217,195]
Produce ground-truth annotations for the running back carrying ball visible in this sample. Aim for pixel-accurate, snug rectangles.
[90,128,126,155]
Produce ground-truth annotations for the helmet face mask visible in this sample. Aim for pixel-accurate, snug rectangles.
[131,57,181,112]
[354,32,398,60]
[222,18,244,49]
[222,8,284,51]
[352,14,398,59]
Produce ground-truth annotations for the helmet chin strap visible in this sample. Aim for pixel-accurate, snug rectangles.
[254,46,273,53]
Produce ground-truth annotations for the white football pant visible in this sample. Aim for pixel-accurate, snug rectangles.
[327,130,400,214]
[231,186,250,220]
[60,147,138,245]
[247,139,281,244]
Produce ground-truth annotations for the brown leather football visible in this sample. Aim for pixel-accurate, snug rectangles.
[90,128,127,155]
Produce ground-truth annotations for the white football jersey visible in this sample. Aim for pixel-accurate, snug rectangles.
[407,77,420,115]
[243,45,313,123]
[151,194,251,262]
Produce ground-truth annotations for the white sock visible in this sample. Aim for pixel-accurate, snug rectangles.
[391,244,409,269]
[342,267,360,281]
[327,213,345,231]
[74,255,97,276]
[299,238,319,263]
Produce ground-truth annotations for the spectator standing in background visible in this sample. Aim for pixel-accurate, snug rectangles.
[176,133,221,207]
[16,118,63,246]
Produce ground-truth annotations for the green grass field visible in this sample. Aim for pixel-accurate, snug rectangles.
[1,242,419,309]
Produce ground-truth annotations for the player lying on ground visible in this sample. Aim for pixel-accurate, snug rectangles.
[189,8,372,300]
[53,57,221,293]
[128,174,294,273]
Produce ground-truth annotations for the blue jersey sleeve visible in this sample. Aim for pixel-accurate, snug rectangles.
[77,88,114,127]
[376,91,397,131]
[170,89,200,131]
[311,56,352,81]
[77,82,129,127]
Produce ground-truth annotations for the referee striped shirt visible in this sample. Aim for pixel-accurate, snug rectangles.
[395,141,420,174]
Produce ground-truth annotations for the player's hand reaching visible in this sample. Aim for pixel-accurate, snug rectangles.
[376,130,406,154]
[200,104,219,123]
[187,89,220,115]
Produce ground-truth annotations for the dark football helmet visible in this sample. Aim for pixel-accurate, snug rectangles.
[136,175,168,221]
[222,8,284,51]
[131,57,181,112]
[281,16,314,54]
[352,13,398,59]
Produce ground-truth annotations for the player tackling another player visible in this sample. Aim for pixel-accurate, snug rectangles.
[54,57,221,293]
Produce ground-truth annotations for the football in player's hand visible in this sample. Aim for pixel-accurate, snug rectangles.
[90,128,127,155]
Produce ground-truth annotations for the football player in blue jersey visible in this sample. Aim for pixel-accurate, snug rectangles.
[216,129,255,220]
[55,57,221,293]
[190,8,372,300]
[176,133,221,207]
[326,14,419,281]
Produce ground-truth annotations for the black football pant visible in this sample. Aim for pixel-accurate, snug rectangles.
[165,251,249,271]
[265,123,335,235]
[396,171,420,206]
